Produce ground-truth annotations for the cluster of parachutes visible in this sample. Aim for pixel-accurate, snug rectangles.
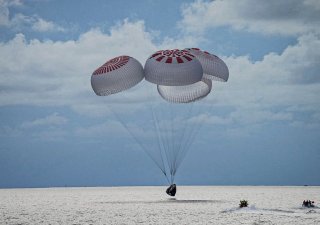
[91,48,229,184]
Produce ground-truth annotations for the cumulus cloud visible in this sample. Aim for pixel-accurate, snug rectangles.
[179,0,320,36]
[0,19,197,116]
[0,3,9,26]
[9,13,65,32]
[197,33,320,129]
[216,33,320,109]
[0,16,319,136]
[0,0,23,26]
[0,0,64,32]
[31,17,64,32]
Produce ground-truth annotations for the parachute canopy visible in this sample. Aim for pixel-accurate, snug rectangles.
[157,77,212,103]
[186,48,229,82]
[144,49,203,86]
[91,55,144,96]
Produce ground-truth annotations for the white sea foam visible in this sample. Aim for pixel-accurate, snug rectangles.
[0,186,319,224]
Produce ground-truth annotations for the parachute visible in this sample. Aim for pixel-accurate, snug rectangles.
[185,48,229,82]
[144,49,203,86]
[157,78,212,103]
[91,55,144,96]
[91,49,229,194]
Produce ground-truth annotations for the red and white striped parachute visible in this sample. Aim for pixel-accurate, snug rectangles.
[185,48,229,82]
[144,49,203,86]
[91,55,144,96]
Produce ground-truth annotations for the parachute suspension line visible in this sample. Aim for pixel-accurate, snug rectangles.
[165,105,174,184]
[148,83,177,184]
[152,101,176,185]
[176,123,202,172]
[171,172,174,185]
[175,106,202,172]
[171,105,192,175]
[175,103,208,173]
[172,102,195,176]
[170,102,182,182]
[148,103,166,173]
[144,86,172,185]
[149,103,171,184]
[169,103,178,184]
[157,102,175,184]
[107,105,168,180]
[163,101,199,183]
[170,103,177,183]
[173,103,182,179]
[144,86,167,175]
[169,103,175,179]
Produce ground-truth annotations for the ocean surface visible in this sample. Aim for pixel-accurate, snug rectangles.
[0,186,319,225]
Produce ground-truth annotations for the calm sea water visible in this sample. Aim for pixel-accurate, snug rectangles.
[0,186,319,224]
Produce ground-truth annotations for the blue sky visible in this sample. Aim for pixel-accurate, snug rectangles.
[0,0,320,188]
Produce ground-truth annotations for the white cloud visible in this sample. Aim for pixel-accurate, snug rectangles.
[0,0,64,32]
[74,120,126,138]
[0,113,68,140]
[188,113,231,125]
[10,13,65,32]
[21,113,68,129]
[179,0,320,36]
[0,0,22,6]
[0,0,23,26]
[215,33,320,109]
[197,33,320,129]
[0,17,319,134]
[0,19,196,116]
[29,128,69,141]
[0,2,9,26]
[304,0,320,10]
[188,109,293,127]
[230,110,293,125]
[31,16,65,32]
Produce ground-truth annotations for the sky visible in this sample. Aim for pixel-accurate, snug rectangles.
[0,0,320,188]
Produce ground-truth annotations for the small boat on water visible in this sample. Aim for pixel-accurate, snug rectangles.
[302,200,315,208]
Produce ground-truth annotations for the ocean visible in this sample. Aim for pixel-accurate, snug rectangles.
[1,186,319,224]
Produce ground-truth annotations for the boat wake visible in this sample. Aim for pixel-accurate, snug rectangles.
[221,205,295,214]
